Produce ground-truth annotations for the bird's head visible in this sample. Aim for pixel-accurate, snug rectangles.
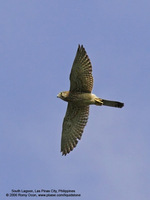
[57,91,69,101]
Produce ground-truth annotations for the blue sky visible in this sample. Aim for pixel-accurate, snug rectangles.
[0,0,150,199]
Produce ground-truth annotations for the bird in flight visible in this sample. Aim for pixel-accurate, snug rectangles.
[57,45,124,155]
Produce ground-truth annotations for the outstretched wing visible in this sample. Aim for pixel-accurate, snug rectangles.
[69,45,93,93]
[61,103,89,155]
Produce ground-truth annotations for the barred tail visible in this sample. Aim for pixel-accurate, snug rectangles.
[102,99,124,108]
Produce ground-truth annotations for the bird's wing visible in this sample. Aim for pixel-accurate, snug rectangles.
[61,103,89,155]
[69,45,93,93]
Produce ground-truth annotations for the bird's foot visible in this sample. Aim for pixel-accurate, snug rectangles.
[95,98,103,106]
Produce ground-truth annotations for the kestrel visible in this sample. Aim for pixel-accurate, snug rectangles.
[57,45,124,155]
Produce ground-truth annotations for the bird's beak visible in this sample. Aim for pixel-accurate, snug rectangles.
[57,93,60,98]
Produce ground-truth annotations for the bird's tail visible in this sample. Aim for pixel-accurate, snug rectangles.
[95,98,124,108]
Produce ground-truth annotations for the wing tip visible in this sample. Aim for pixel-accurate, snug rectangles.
[61,148,72,156]
[61,140,79,156]
[78,44,84,51]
